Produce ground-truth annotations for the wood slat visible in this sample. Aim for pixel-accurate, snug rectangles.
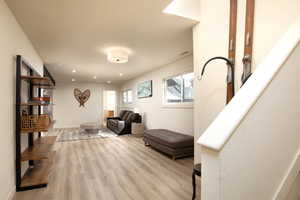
[20,151,56,188]
[21,136,57,161]
[227,0,238,104]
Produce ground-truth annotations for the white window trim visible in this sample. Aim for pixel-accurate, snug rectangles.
[162,71,194,108]
[122,89,133,104]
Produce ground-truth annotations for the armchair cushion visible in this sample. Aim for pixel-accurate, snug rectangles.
[121,111,133,120]
[119,110,127,119]
[109,119,119,126]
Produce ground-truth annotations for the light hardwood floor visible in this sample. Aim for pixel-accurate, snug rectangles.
[14,130,200,200]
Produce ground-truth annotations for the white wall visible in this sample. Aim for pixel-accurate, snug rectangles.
[200,42,300,200]
[163,0,200,21]
[120,55,194,135]
[286,173,300,200]
[193,0,229,163]
[193,0,300,164]
[53,82,118,128]
[0,1,43,199]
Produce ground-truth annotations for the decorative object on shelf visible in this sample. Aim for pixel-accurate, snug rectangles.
[21,109,28,116]
[74,88,91,107]
[21,114,51,133]
[137,80,152,98]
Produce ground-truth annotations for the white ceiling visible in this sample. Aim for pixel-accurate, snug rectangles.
[6,0,197,84]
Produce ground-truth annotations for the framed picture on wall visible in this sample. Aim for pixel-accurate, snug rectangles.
[137,80,152,98]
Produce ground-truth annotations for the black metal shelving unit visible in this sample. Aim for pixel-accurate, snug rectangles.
[15,55,56,191]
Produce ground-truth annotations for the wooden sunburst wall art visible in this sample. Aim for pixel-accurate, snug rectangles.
[74,88,91,107]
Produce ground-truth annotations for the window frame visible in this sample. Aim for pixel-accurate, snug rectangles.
[162,71,194,108]
[122,89,133,104]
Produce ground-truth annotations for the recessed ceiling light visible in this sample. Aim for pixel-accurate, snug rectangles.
[72,78,76,82]
[107,81,112,84]
[72,69,76,73]
[93,76,97,79]
[119,73,123,77]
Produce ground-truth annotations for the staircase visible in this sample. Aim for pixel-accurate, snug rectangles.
[198,20,300,200]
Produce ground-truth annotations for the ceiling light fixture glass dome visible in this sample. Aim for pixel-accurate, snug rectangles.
[107,48,129,64]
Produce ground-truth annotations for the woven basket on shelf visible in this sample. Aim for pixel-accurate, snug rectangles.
[21,114,51,132]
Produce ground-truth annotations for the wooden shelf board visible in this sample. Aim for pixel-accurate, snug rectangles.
[20,151,55,188]
[35,136,57,145]
[19,102,54,106]
[21,136,57,161]
[21,76,54,87]
[21,128,50,133]
[34,85,55,89]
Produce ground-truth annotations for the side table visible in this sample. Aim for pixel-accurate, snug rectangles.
[132,123,144,137]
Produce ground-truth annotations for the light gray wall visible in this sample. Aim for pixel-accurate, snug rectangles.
[120,55,194,135]
[53,82,119,128]
[0,1,44,199]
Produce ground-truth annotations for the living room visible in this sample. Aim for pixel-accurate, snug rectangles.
[2,0,300,200]
[0,0,199,199]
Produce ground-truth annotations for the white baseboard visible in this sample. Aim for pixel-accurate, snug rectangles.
[7,186,15,200]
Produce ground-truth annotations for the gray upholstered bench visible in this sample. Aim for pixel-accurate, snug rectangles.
[143,129,194,160]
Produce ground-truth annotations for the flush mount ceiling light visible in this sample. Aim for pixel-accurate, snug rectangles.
[72,69,76,73]
[119,73,123,77]
[72,78,76,82]
[107,48,129,64]
[107,81,112,84]
[93,76,97,79]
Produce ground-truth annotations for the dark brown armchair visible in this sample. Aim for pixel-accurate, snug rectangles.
[107,110,142,135]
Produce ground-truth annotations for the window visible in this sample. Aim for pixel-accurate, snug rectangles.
[127,90,133,103]
[122,89,133,104]
[164,72,194,104]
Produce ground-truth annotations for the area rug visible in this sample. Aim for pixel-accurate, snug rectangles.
[57,128,117,142]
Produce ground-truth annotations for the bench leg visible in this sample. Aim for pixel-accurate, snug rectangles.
[172,155,176,160]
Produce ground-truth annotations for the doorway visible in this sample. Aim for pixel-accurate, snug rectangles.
[103,90,117,126]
